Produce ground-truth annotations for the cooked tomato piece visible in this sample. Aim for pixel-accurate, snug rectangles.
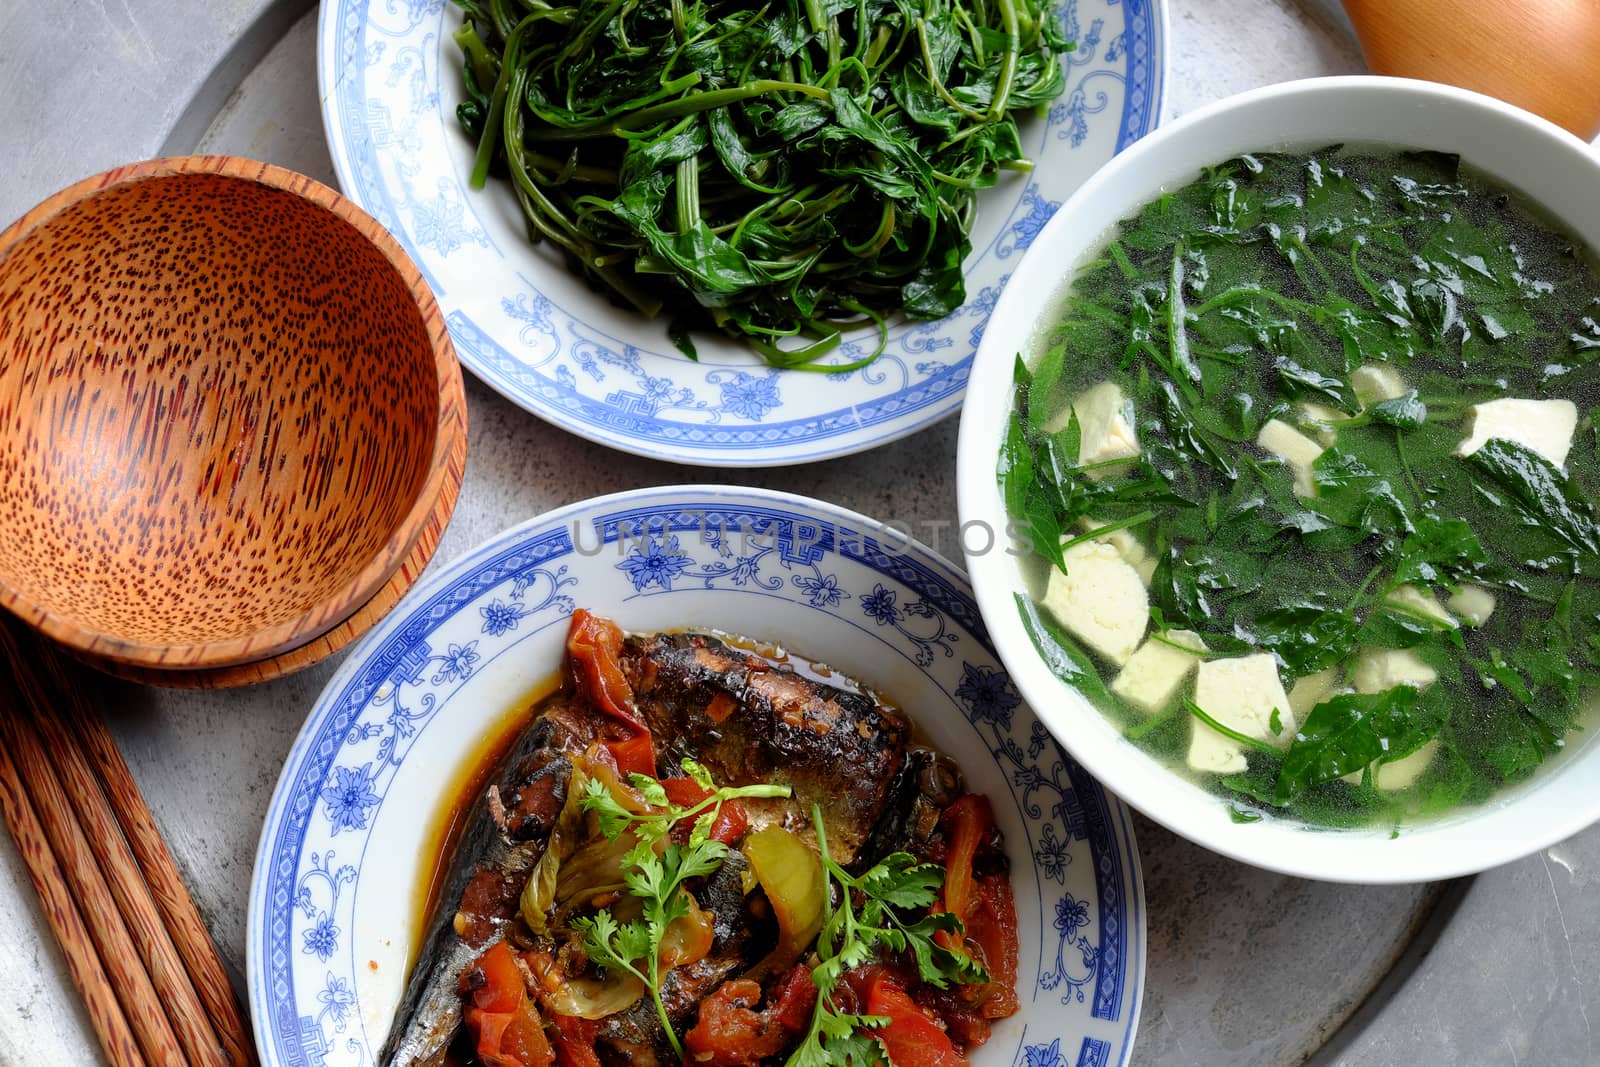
[660,776,748,845]
[707,799,749,844]
[684,965,817,1066]
[967,872,1020,1020]
[937,795,996,936]
[549,1013,603,1067]
[566,610,654,776]
[469,1010,514,1055]
[765,964,820,1032]
[866,973,968,1067]
[934,795,1018,1015]
[659,777,707,808]
[603,732,656,780]
[487,1006,554,1067]
[836,963,883,1010]
[685,979,783,1066]
[460,942,554,1067]
[461,941,525,1014]
[912,992,992,1050]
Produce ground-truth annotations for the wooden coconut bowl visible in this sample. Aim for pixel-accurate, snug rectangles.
[0,156,467,674]
[67,439,462,689]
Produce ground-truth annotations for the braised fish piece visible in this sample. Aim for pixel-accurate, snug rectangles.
[855,746,967,868]
[382,707,586,1067]
[622,631,912,865]
[594,898,757,1065]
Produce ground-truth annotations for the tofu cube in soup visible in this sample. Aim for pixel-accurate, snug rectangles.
[1351,363,1408,405]
[1111,631,1208,714]
[1187,655,1294,775]
[1079,518,1156,586]
[1287,668,1340,719]
[1294,402,1347,446]
[1256,419,1325,497]
[1351,648,1438,693]
[1455,398,1578,467]
[1446,584,1497,626]
[1344,739,1441,791]
[1072,382,1140,478]
[1373,739,1439,790]
[1346,650,1439,783]
[1042,540,1149,666]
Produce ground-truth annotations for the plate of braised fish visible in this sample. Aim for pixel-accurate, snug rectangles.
[247,486,1145,1066]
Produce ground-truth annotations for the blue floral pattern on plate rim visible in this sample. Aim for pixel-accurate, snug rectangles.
[314,1,1168,466]
[247,487,1145,1067]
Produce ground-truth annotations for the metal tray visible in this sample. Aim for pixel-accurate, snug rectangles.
[0,1,1593,1064]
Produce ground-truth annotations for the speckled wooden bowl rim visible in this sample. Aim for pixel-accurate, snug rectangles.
[0,156,468,671]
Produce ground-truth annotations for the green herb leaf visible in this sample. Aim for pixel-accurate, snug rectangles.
[1251,603,1360,674]
[1390,517,1486,586]
[855,854,944,911]
[582,777,638,842]
[789,803,985,1066]
[1274,687,1445,802]
[579,766,792,1059]
[1357,607,1441,650]
[1015,594,1110,702]
[629,773,670,808]
[571,909,652,986]
[1369,391,1428,429]
[1276,356,1358,412]
[999,409,1034,520]
[682,758,715,792]
[1465,439,1600,556]
[902,912,989,987]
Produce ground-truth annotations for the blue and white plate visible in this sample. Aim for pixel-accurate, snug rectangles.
[315,2,1167,465]
[247,486,1146,1066]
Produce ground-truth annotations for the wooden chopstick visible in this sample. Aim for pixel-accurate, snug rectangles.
[0,717,146,1067]
[39,643,258,1067]
[0,618,258,1067]
[0,678,189,1064]
[9,646,231,1067]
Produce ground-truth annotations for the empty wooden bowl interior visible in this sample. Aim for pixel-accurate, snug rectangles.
[0,161,453,668]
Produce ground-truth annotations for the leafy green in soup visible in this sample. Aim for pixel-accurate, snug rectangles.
[1001,147,1600,828]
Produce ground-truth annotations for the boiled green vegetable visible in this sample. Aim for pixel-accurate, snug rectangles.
[451,0,1068,367]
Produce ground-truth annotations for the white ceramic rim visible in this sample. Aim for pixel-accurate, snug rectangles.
[957,75,1600,884]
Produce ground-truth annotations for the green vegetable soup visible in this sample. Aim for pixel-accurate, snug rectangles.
[1001,147,1600,828]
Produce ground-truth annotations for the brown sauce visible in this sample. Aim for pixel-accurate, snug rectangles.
[408,673,562,974]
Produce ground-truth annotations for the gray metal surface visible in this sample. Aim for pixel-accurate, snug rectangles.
[0,2,1594,1065]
